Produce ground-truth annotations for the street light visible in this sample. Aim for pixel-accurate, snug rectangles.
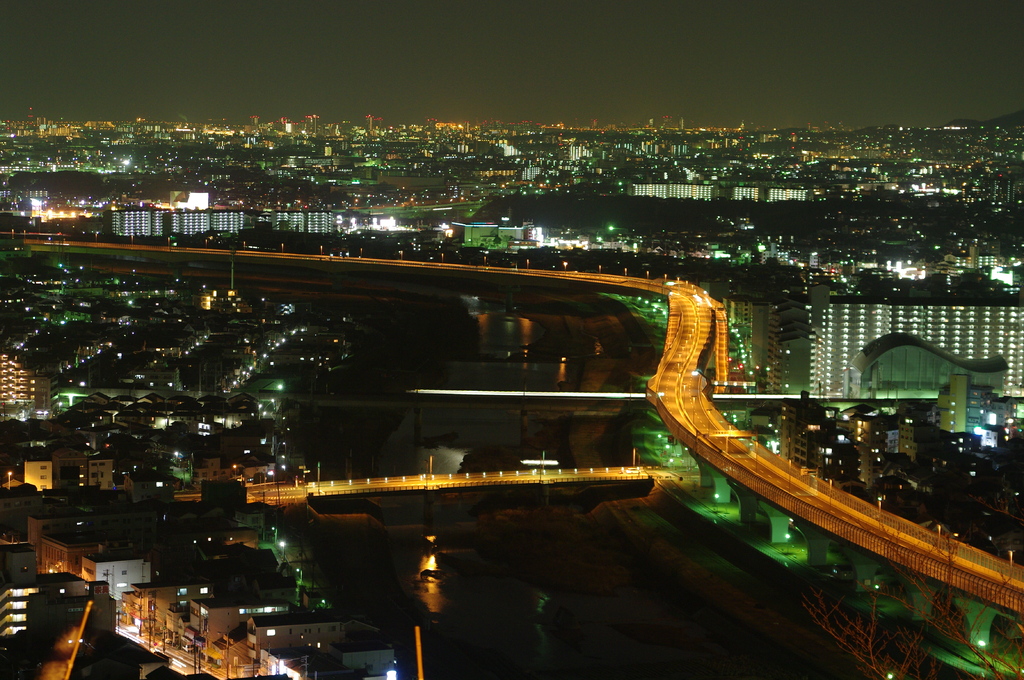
[5,471,10,489]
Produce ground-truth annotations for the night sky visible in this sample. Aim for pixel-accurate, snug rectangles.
[4,0,1021,128]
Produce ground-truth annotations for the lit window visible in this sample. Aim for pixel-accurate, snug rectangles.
[266,629,276,636]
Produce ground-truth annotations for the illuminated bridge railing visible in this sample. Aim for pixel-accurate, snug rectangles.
[292,468,648,498]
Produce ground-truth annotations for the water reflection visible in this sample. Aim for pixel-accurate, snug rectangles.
[385,498,709,672]
[380,300,564,476]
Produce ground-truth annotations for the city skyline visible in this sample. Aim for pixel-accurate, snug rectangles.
[4,0,1023,129]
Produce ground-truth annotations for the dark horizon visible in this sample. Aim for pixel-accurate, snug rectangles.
[5,0,1023,130]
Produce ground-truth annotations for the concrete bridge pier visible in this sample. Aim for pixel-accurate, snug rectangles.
[731,484,759,523]
[955,597,998,648]
[795,523,832,566]
[898,578,936,621]
[762,506,791,544]
[842,550,881,591]
[696,460,731,504]
[498,284,520,313]
[423,488,435,528]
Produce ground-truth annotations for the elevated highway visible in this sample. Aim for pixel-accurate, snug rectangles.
[16,237,643,294]
[22,239,1024,624]
[647,279,1024,626]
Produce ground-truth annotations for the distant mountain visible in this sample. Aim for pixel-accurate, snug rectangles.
[984,109,1024,127]
[942,108,1024,128]
[943,118,982,128]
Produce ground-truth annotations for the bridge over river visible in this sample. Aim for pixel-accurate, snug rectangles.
[23,237,1024,650]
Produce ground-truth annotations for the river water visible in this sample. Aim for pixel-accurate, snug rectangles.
[377,297,713,675]
[379,297,569,476]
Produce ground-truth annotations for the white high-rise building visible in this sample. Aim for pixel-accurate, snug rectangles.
[209,210,247,234]
[305,211,334,234]
[270,211,306,231]
[629,183,714,199]
[809,286,1024,398]
[731,186,761,200]
[169,211,210,235]
[767,187,812,202]
[112,209,164,236]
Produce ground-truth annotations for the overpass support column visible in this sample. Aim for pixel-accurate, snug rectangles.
[730,484,758,523]
[498,285,520,313]
[762,506,791,544]
[955,597,998,648]
[696,460,730,504]
[898,578,935,621]
[842,550,881,591]
[794,522,831,566]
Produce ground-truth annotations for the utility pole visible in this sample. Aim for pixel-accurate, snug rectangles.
[414,626,425,680]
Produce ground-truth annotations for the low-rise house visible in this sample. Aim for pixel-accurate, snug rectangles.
[247,611,379,668]
[0,485,45,533]
[124,469,178,503]
[328,640,397,680]
[122,580,213,648]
